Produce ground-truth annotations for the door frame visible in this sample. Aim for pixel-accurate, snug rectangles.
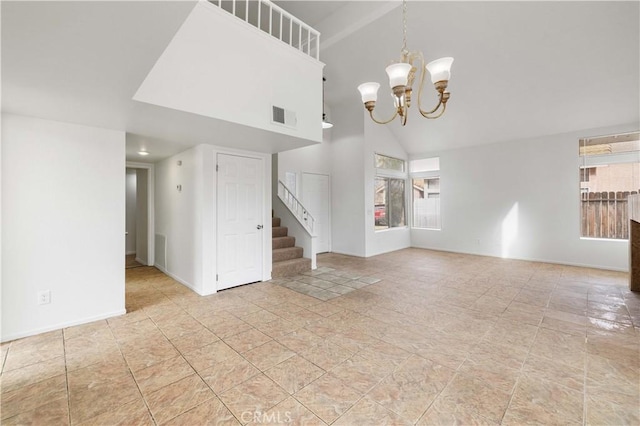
[125,161,155,266]
[215,151,271,291]
[301,172,331,253]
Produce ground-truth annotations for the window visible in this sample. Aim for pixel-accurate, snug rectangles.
[375,153,405,172]
[579,167,591,183]
[374,154,407,230]
[579,132,640,239]
[410,157,441,229]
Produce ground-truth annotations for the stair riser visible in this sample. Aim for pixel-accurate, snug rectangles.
[272,258,311,278]
[273,247,303,262]
[272,227,288,238]
[272,217,281,227]
[272,236,295,249]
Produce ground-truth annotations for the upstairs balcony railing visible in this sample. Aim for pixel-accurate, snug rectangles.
[209,0,320,60]
[278,180,315,235]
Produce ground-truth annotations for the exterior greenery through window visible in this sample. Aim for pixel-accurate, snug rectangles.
[374,154,406,230]
[410,157,441,229]
[579,132,639,240]
[375,153,405,172]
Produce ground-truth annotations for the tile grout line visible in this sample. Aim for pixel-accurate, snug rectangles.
[496,276,546,426]
[62,331,72,426]
[107,316,159,425]
[0,342,10,375]
[146,290,315,425]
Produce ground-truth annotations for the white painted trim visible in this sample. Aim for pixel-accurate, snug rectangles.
[200,0,323,66]
[126,251,136,256]
[153,263,203,295]
[216,151,270,291]
[0,309,127,343]
[330,249,364,258]
[209,145,272,287]
[126,161,155,266]
[408,245,629,273]
[301,171,332,254]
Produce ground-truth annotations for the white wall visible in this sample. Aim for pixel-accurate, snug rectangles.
[135,168,148,264]
[277,117,332,256]
[155,144,272,296]
[1,114,125,341]
[134,1,324,145]
[125,168,137,254]
[279,102,412,258]
[155,145,202,291]
[364,113,411,257]
[278,128,333,196]
[411,122,640,271]
[329,101,366,257]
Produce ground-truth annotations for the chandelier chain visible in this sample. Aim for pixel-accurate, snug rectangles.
[402,0,408,54]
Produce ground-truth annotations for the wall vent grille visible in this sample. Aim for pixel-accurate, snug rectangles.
[272,106,297,128]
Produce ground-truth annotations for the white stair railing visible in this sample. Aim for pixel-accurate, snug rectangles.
[278,180,315,235]
[209,0,320,60]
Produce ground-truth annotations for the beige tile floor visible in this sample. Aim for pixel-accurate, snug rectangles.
[1,248,639,425]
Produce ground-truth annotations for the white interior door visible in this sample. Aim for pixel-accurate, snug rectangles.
[217,154,264,290]
[302,173,330,253]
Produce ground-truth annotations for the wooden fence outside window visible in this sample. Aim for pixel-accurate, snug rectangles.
[581,190,639,239]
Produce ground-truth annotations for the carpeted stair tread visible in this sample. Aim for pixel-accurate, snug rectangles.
[273,246,304,262]
[272,257,311,278]
[273,236,295,249]
[272,226,288,238]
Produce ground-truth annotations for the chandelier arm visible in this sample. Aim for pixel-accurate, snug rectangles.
[369,109,399,125]
[418,97,444,116]
[420,102,447,119]
[415,54,442,116]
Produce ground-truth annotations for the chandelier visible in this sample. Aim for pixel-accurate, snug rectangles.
[357,0,453,126]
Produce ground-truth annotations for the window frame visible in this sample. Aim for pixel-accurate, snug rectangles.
[578,132,640,240]
[374,153,408,231]
[411,172,442,230]
[409,156,442,231]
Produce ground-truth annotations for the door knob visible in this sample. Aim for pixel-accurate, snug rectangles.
[257,225,263,230]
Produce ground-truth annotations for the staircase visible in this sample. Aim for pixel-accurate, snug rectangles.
[272,215,311,278]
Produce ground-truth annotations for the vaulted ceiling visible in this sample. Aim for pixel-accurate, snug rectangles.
[281,1,640,154]
[3,1,639,160]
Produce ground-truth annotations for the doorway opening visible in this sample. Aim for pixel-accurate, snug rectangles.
[125,162,155,269]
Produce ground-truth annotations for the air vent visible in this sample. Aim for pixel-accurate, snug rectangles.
[272,106,297,129]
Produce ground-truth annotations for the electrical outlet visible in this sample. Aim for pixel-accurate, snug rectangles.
[38,290,51,305]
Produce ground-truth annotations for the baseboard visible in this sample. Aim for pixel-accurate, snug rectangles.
[135,257,147,265]
[329,249,366,258]
[153,264,202,294]
[408,245,628,273]
[126,251,136,255]
[1,309,127,343]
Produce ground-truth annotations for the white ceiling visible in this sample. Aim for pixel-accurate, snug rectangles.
[1,0,317,162]
[318,1,640,154]
[273,0,346,27]
[3,1,639,161]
